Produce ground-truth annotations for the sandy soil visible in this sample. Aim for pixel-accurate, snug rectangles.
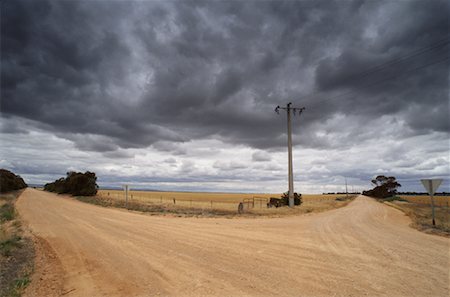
[16,188,449,297]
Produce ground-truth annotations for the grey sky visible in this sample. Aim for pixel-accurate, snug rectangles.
[1,0,449,193]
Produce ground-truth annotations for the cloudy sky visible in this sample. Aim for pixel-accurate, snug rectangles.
[1,0,449,193]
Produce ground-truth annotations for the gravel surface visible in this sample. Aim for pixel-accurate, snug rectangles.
[17,188,449,297]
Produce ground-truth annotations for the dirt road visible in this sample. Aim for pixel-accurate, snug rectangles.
[17,188,449,296]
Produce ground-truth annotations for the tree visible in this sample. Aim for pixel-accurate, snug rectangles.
[0,169,27,192]
[44,171,98,196]
[363,175,401,198]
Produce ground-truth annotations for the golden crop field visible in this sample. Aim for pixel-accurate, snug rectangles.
[399,195,450,207]
[97,189,345,211]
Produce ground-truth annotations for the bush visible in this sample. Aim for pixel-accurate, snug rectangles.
[0,203,16,222]
[0,169,27,193]
[281,192,303,206]
[44,171,98,196]
[0,235,22,257]
[383,196,408,202]
[268,192,303,207]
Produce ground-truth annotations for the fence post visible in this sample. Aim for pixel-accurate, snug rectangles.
[160,196,162,203]
[447,201,449,228]
[238,202,244,214]
[211,200,213,208]
[173,198,176,204]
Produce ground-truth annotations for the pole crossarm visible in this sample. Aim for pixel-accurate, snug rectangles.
[275,102,305,116]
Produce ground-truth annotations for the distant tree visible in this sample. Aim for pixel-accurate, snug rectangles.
[363,175,401,198]
[0,169,27,192]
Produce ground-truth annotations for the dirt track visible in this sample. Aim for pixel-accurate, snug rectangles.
[17,188,449,296]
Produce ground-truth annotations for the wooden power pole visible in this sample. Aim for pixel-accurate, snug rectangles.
[275,103,305,207]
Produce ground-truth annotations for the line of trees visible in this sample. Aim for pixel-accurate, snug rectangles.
[44,171,98,196]
[397,192,449,196]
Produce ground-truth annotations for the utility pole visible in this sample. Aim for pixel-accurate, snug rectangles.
[345,178,348,199]
[275,103,305,207]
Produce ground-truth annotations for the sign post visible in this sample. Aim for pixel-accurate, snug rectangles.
[420,179,443,226]
[123,185,129,209]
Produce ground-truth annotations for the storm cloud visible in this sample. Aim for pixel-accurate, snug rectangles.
[1,0,448,192]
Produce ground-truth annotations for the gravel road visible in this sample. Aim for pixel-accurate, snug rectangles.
[17,188,449,296]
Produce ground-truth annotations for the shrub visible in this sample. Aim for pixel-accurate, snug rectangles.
[0,169,27,193]
[281,192,303,206]
[268,192,303,207]
[0,235,22,257]
[44,171,98,196]
[0,203,15,222]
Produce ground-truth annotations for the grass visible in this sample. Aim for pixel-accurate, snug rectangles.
[382,197,450,237]
[0,190,35,297]
[0,235,22,257]
[399,195,450,207]
[98,190,348,210]
[383,196,408,202]
[0,203,16,222]
[77,191,357,218]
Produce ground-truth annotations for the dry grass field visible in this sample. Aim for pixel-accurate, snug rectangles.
[399,195,450,207]
[96,190,353,216]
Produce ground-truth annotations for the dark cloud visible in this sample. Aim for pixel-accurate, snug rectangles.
[1,0,448,155]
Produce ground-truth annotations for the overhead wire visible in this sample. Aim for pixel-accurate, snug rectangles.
[309,55,449,106]
[296,37,450,105]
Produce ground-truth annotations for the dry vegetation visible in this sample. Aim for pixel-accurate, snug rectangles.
[92,190,355,217]
[0,190,34,297]
[385,195,450,236]
[399,195,450,207]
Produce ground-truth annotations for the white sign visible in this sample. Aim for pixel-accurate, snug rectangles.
[420,179,442,196]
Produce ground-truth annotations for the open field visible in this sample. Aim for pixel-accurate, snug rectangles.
[17,189,450,296]
[97,189,350,214]
[399,195,450,207]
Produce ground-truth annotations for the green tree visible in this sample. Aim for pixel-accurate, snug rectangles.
[0,169,27,192]
[363,175,401,198]
[44,171,98,196]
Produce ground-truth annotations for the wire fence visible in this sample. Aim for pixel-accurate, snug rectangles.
[99,191,247,211]
[97,190,350,212]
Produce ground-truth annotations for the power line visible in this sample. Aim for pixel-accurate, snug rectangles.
[296,37,450,104]
[309,55,449,106]
[343,37,450,82]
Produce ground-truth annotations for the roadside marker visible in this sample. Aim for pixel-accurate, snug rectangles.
[420,179,443,226]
